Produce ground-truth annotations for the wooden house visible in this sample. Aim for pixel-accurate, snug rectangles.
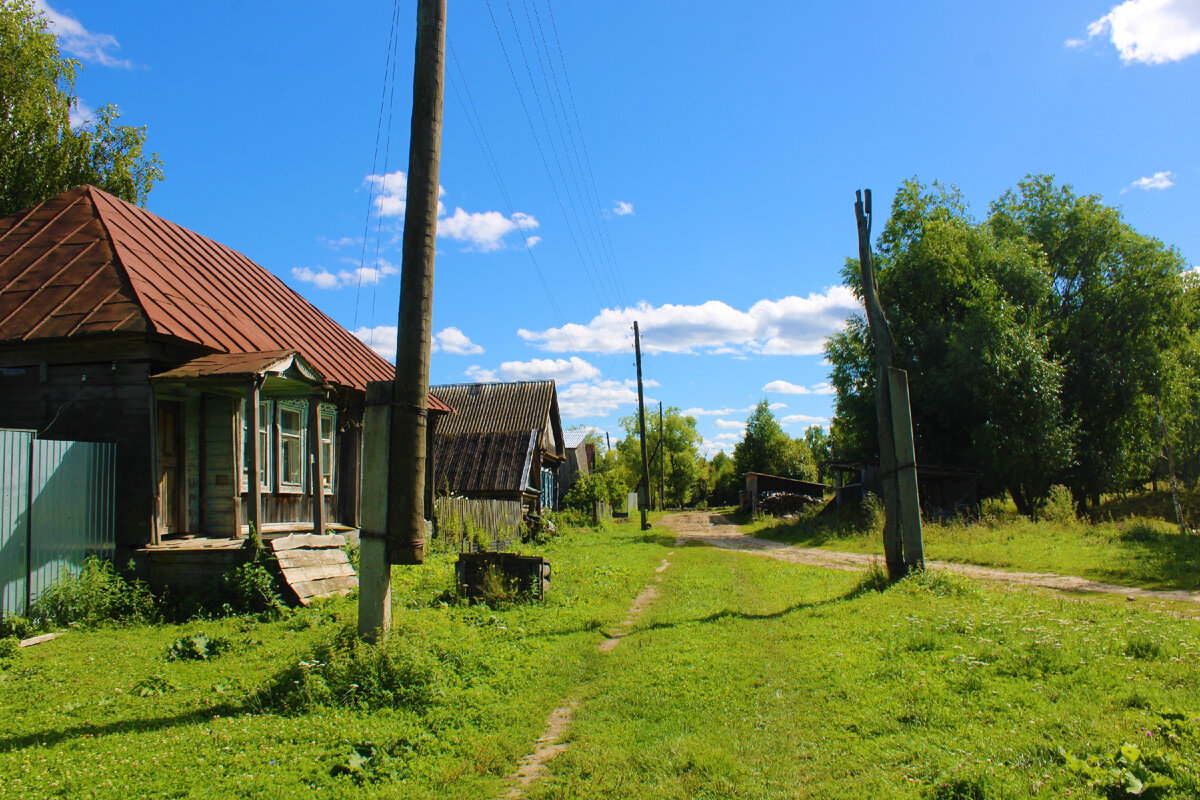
[0,186,451,580]
[429,380,565,521]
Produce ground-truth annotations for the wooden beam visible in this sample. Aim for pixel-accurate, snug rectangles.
[244,378,262,541]
[308,396,326,536]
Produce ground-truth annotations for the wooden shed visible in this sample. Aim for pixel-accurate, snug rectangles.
[0,185,450,589]
[429,380,565,522]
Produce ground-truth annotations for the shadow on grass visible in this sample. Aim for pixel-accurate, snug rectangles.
[0,700,247,754]
[638,572,889,635]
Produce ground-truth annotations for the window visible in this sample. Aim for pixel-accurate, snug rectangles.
[541,467,555,511]
[240,399,272,491]
[278,403,305,492]
[319,408,336,493]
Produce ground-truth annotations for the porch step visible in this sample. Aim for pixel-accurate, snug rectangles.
[269,533,358,605]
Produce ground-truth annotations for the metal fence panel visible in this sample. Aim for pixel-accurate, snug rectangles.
[0,430,34,618]
[28,439,117,610]
[0,431,117,618]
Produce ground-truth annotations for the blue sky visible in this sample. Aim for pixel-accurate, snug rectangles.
[38,0,1200,456]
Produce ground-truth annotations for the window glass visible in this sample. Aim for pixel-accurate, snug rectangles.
[320,411,335,488]
[241,399,271,490]
[280,407,303,487]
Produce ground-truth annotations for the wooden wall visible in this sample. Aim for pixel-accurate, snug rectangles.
[0,340,166,548]
[202,394,239,535]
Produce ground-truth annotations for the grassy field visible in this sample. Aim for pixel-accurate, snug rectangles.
[742,499,1200,593]
[3,514,1200,798]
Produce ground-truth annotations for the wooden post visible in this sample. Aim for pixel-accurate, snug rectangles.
[856,189,908,579]
[361,0,446,641]
[308,396,326,536]
[244,378,263,541]
[888,367,924,570]
[634,321,651,530]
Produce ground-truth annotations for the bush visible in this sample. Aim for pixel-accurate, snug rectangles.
[0,615,35,640]
[1038,484,1076,525]
[30,556,155,628]
[222,559,286,619]
[255,623,482,713]
[861,492,885,534]
[0,637,19,661]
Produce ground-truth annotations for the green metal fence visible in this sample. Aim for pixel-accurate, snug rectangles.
[1,429,117,618]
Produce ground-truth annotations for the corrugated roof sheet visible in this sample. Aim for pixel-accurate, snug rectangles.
[433,430,538,497]
[430,380,563,457]
[0,186,399,393]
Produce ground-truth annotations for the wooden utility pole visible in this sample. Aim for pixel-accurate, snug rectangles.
[359,0,446,642]
[855,189,924,578]
[634,321,651,530]
[658,401,665,511]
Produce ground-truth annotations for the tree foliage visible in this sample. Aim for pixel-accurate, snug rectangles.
[732,400,816,481]
[825,176,1189,512]
[616,407,703,508]
[0,0,163,216]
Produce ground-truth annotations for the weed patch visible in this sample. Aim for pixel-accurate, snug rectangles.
[30,556,155,628]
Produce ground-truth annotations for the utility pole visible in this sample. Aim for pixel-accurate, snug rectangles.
[634,321,651,530]
[855,188,923,579]
[359,0,446,642]
[658,401,665,511]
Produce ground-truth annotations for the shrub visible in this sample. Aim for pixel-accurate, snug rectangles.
[0,637,19,661]
[222,560,286,619]
[30,556,155,628]
[1037,484,1076,525]
[0,615,35,640]
[166,632,229,661]
[254,623,479,713]
[861,493,885,534]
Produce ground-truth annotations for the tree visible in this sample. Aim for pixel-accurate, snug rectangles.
[826,179,1071,514]
[732,400,817,481]
[616,407,703,507]
[804,425,832,482]
[708,451,740,506]
[1,0,163,216]
[826,176,1190,513]
[989,176,1188,508]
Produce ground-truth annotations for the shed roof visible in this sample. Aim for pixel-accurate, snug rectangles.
[433,430,538,498]
[429,380,564,458]
[0,186,394,392]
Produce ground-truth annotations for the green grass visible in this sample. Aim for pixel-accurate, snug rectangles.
[4,515,1200,798]
[0,518,671,799]
[531,543,1200,799]
[743,506,1200,593]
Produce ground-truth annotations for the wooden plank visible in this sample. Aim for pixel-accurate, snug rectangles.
[275,550,352,569]
[291,574,358,601]
[270,533,347,552]
[279,562,356,583]
[20,632,65,648]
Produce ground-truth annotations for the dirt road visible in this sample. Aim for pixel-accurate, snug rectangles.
[660,511,1200,605]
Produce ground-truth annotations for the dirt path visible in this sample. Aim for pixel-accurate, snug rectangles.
[660,511,1200,606]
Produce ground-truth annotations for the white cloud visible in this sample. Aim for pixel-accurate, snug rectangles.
[682,405,756,417]
[292,261,398,290]
[714,419,746,430]
[465,356,598,384]
[763,380,835,395]
[1079,0,1200,64]
[364,171,535,251]
[712,432,741,443]
[432,327,483,355]
[318,235,361,249]
[781,413,829,426]
[518,286,858,356]
[558,379,639,418]
[34,1,131,68]
[439,207,540,252]
[1123,170,1176,192]
[613,200,634,216]
[352,325,398,362]
[68,98,94,128]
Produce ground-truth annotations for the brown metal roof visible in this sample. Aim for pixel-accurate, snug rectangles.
[0,186,398,392]
[150,350,322,381]
[430,380,563,457]
[433,430,538,497]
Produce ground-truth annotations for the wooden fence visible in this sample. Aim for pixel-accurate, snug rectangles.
[433,496,523,552]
